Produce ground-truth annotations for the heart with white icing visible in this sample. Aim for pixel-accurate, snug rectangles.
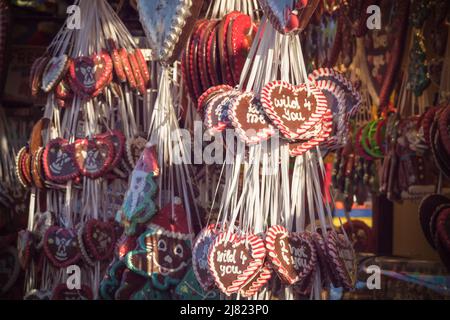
[261,81,329,141]
[208,232,266,296]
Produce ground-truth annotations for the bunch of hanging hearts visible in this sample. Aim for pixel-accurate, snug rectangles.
[191,224,356,298]
[16,218,123,272]
[181,11,258,102]
[30,42,150,105]
[16,130,149,188]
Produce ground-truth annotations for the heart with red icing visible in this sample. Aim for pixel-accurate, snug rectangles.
[41,55,70,93]
[228,92,275,145]
[42,138,79,183]
[97,130,126,171]
[52,284,93,300]
[69,51,113,97]
[192,224,220,291]
[261,81,329,141]
[266,225,317,285]
[325,231,356,290]
[208,232,266,296]
[84,219,116,261]
[74,138,114,179]
[239,262,272,298]
[43,226,81,268]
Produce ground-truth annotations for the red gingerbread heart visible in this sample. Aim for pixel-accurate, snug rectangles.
[325,231,356,290]
[52,284,93,300]
[261,81,329,141]
[69,51,113,97]
[74,138,114,179]
[208,232,266,296]
[42,138,79,183]
[41,55,70,93]
[84,219,116,261]
[43,226,81,268]
[266,226,317,285]
[17,230,34,270]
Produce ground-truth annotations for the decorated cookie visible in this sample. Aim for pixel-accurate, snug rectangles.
[43,226,81,268]
[266,226,317,285]
[228,92,276,145]
[126,198,193,290]
[261,81,329,141]
[208,232,266,296]
[239,262,272,298]
[325,231,356,290]
[74,137,114,179]
[84,219,116,261]
[42,138,79,183]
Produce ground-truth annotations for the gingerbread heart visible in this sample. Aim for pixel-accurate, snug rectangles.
[261,81,329,141]
[126,136,148,168]
[137,0,203,63]
[192,224,220,291]
[52,284,93,300]
[228,92,275,145]
[266,226,317,285]
[97,130,126,171]
[208,233,266,296]
[74,138,114,179]
[69,51,113,97]
[239,262,272,298]
[43,226,81,268]
[41,55,70,93]
[42,138,79,183]
[326,231,356,290]
[84,219,116,261]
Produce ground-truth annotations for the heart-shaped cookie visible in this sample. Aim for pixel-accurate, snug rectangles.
[96,130,125,171]
[41,55,70,93]
[228,92,275,145]
[137,0,203,63]
[43,226,81,268]
[326,231,356,290]
[69,51,113,97]
[266,226,317,285]
[261,81,329,141]
[192,224,220,291]
[289,110,333,156]
[239,262,272,298]
[208,232,266,296]
[52,284,93,300]
[84,219,116,261]
[74,138,114,179]
[42,138,79,183]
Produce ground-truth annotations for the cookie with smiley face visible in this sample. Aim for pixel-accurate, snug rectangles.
[125,198,193,291]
